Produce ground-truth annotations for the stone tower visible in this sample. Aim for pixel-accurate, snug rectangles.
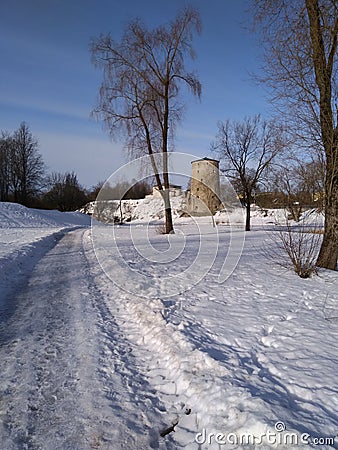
[188,157,222,215]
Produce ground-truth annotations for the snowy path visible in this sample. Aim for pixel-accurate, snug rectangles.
[0,229,172,450]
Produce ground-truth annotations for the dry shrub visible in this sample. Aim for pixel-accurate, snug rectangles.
[267,219,323,278]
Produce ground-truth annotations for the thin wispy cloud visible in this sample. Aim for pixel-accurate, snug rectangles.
[0,94,91,122]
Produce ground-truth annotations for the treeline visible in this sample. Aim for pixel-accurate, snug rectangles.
[0,122,152,211]
[0,122,89,211]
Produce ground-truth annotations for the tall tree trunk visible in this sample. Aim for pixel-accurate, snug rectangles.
[317,150,338,269]
[245,200,251,231]
[162,83,174,234]
[119,198,123,224]
[162,181,174,234]
[165,207,174,234]
[305,0,338,270]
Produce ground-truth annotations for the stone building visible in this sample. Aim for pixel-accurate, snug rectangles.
[187,157,222,215]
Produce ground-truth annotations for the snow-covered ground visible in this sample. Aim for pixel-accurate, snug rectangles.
[0,201,337,449]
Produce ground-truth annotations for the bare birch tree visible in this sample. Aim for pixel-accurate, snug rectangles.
[251,0,338,270]
[90,7,201,233]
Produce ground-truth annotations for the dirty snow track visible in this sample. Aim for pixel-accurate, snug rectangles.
[0,229,165,450]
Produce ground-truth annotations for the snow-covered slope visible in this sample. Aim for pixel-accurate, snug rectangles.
[0,201,90,273]
[0,202,90,305]
[0,202,90,228]
[82,196,189,223]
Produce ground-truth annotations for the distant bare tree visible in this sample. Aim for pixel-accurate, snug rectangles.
[0,132,13,201]
[212,115,287,231]
[88,181,105,202]
[268,154,325,219]
[10,123,44,206]
[90,7,202,233]
[294,156,325,208]
[251,0,338,269]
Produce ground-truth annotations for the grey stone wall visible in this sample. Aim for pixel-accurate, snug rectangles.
[188,158,222,215]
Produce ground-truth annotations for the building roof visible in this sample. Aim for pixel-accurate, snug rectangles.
[191,157,219,164]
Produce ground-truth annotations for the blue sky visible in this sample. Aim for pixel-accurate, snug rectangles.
[0,0,271,188]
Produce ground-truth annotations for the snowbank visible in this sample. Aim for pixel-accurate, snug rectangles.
[0,202,90,228]
[82,196,189,223]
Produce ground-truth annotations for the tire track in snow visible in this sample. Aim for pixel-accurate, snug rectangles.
[0,229,67,333]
